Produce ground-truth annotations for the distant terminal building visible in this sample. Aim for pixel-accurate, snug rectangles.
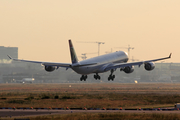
[0,46,18,60]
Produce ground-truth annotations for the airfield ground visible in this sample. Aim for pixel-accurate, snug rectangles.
[0,83,180,119]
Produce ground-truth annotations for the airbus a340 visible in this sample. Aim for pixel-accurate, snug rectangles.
[8,40,171,81]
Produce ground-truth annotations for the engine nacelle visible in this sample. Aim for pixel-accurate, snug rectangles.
[45,66,55,72]
[144,62,155,71]
[123,66,134,74]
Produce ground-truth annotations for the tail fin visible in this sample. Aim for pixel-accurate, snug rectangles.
[69,39,78,64]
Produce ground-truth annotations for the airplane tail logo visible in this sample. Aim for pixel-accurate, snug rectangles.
[69,40,78,64]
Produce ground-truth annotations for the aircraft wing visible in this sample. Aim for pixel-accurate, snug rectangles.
[105,53,172,71]
[7,55,72,68]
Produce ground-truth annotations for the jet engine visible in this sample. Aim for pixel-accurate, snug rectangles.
[45,66,55,72]
[123,66,134,74]
[144,62,155,71]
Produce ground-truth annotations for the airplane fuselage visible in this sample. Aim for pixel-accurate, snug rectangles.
[72,51,128,75]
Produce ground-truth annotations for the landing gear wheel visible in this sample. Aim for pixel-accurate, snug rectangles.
[113,75,115,79]
[94,74,100,80]
[84,75,87,81]
[108,69,116,81]
[108,75,115,81]
[80,75,87,81]
[94,75,97,80]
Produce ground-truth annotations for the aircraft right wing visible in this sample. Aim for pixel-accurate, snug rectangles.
[7,55,72,68]
[104,53,172,71]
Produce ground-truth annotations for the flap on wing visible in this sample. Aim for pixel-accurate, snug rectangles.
[42,62,71,67]
[105,61,144,71]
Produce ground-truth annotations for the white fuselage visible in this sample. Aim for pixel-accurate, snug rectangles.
[72,51,128,75]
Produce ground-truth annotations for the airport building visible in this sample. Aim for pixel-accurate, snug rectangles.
[0,46,18,60]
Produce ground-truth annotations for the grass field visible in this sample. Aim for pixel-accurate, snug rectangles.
[0,83,180,108]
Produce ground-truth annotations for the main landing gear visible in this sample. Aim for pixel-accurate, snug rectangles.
[108,69,115,81]
[80,75,87,81]
[94,73,101,80]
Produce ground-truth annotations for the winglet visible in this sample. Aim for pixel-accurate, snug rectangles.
[7,55,12,59]
[169,53,172,58]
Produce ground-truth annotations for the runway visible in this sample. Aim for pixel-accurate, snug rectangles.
[0,109,180,118]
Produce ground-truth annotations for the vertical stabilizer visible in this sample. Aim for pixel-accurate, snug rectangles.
[69,39,78,64]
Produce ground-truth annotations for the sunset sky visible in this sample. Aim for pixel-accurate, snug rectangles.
[0,0,179,63]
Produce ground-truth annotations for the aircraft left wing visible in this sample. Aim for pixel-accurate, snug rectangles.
[7,55,72,68]
[104,53,172,71]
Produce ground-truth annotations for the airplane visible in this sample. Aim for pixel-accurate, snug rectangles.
[8,40,172,81]
[15,78,35,83]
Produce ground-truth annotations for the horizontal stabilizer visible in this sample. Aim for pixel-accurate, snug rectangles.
[7,55,12,59]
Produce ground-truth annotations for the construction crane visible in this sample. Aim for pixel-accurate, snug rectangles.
[81,52,98,60]
[115,45,134,60]
[77,41,105,56]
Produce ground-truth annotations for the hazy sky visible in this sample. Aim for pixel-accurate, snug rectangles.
[0,0,179,63]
